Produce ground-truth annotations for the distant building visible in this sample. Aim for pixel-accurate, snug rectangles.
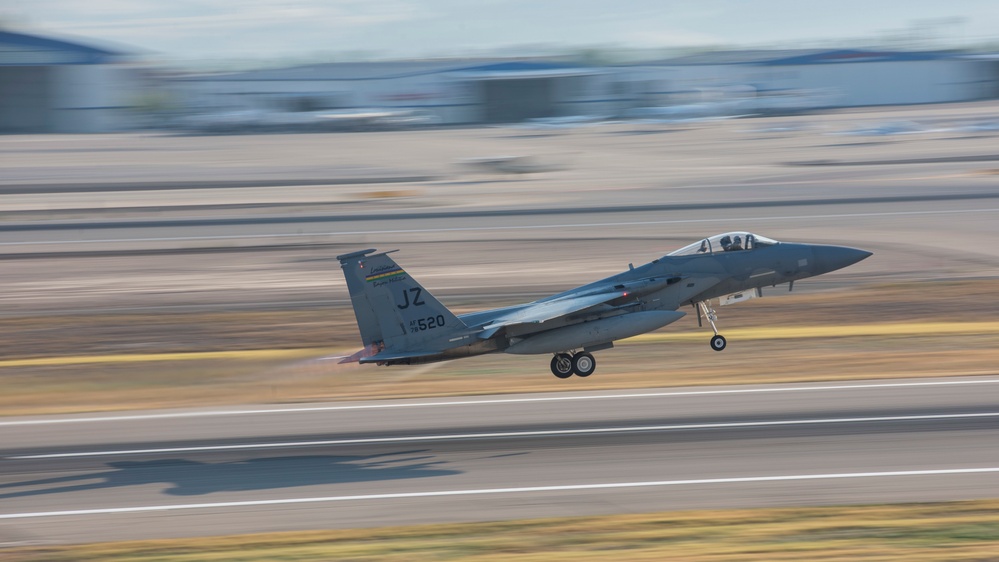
[175,59,615,124]
[175,49,998,127]
[3,32,998,133]
[621,49,995,109]
[0,29,136,133]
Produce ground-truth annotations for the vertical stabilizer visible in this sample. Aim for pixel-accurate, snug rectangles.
[337,249,465,352]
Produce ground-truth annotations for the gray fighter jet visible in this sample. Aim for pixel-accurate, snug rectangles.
[337,232,871,378]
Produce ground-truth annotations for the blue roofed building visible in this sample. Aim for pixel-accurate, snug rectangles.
[0,29,138,132]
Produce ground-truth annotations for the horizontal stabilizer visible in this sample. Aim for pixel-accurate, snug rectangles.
[338,344,380,364]
[336,248,378,262]
[359,349,442,364]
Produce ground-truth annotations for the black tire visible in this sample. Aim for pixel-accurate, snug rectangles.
[710,334,727,351]
[550,353,574,379]
[572,352,596,377]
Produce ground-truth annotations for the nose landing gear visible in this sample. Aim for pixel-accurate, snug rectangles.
[710,334,727,351]
[550,351,597,378]
[697,301,727,351]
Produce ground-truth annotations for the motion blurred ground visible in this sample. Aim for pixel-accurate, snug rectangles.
[2,101,998,414]
[7,499,999,561]
[1,281,997,415]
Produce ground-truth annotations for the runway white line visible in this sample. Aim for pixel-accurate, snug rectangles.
[2,378,998,427]
[11,412,999,459]
[3,207,998,246]
[2,467,998,520]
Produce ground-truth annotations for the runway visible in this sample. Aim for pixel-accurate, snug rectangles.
[2,376,998,543]
[1,191,991,316]
[3,108,999,546]
[4,112,999,316]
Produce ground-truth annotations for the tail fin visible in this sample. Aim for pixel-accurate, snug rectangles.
[337,249,466,352]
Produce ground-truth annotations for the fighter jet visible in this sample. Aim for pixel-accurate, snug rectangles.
[337,232,871,378]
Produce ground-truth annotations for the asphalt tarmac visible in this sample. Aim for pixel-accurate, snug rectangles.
[2,376,998,544]
[2,104,999,546]
[1,192,992,316]
[4,104,999,315]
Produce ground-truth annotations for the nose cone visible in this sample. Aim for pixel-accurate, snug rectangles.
[811,245,873,274]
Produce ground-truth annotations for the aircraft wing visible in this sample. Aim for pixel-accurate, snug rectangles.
[477,290,627,337]
[354,290,624,361]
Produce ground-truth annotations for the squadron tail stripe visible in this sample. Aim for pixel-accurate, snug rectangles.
[365,268,406,282]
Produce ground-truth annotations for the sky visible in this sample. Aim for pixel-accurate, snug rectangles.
[4,0,999,63]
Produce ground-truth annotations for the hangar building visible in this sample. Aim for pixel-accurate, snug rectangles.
[176,59,616,124]
[176,49,997,125]
[0,29,135,133]
[3,31,997,132]
[623,49,995,110]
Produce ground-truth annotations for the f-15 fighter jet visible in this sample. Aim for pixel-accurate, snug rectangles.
[337,232,871,378]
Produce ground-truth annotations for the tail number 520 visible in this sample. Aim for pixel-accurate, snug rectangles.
[410,315,446,333]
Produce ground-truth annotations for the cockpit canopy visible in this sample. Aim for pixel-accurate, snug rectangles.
[668,232,779,257]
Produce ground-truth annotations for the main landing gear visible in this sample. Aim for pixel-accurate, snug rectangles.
[697,301,727,351]
[550,351,596,378]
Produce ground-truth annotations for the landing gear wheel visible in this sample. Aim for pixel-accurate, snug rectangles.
[710,334,727,351]
[550,353,574,379]
[572,352,596,377]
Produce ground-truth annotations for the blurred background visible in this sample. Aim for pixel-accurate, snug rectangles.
[2,0,998,398]
[2,1,999,555]
[2,2,999,133]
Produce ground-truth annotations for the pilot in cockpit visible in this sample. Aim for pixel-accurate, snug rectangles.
[720,235,732,251]
[730,235,743,251]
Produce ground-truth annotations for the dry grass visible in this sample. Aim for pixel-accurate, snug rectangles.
[1,280,997,416]
[355,188,422,199]
[7,500,999,561]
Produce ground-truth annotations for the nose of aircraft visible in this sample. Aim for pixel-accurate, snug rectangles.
[811,245,873,274]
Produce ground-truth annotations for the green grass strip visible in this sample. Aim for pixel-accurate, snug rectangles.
[8,499,999,561]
